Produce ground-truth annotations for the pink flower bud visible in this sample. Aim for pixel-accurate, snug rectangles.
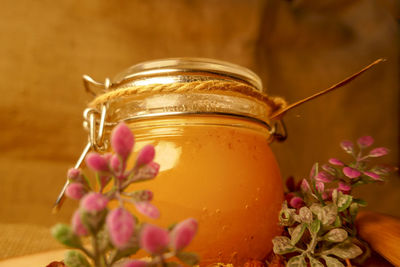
[136,162,160,181]
[285,176,296,192]
[86,152,109,172]
[80,192,108,212]
[357,136,374,148]
[289,197,304,209]
[140,224,170,254]
[343,167,361,179]
[66,183,86,200]
[369,147,389,157]
[132,190,153,202]
[135,202,160,219]
[364,171,383,181]
[340,140,354,154]
[300,179,310,192]
[99,175,111,188]
[170,218,198,251]
[110,155,122,173]
[111,123,134,160]
[322,164,335,174]
[329,158,344,166]
[67,168,81,180]
[71,210,88,236]
[315,181,325,193]
[338,182,351,193]
[137,145,156,166]
[309,163,317,179]
[123,260,148,267]
[107,208,135,249]
[316,171,334,183]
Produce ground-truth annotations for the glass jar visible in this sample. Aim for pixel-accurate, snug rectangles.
[84,58,287,266]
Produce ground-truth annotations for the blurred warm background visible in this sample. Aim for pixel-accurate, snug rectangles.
[0,0,398,260]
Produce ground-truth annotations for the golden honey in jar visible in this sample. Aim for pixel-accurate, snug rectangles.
[86,58,286,266]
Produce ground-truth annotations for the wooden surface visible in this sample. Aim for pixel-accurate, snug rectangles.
[0,0,398,260]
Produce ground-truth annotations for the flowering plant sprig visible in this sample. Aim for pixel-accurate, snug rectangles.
[52,123,199,267]
[272,136,395,267]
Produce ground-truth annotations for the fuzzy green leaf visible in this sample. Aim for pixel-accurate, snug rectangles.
[310,204,337,225]
[291,223,306,245]
[299,207,313,224]
[322,256,345,267]
[324,228,348,243]
[176,252,199,266]
[287,254,307,267]
[51,224,82,248]
[279,202,297,226]
[64,250,90,267]
[308,256,324,267]
[309,219,321,234]
[324,241,362,259]
[337,192,352,212]
[349,203,359,217]
[353,198,367,207]
[272,236,296,255]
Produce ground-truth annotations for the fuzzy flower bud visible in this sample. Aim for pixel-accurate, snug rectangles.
[107,208,135,249]
[71,210,88,236]
[338,182,351,194]
[111,123,134,160]
[170,218,198,251]
[136,162,160,181]
[135,202,160,219]
[316,171,334,183]
[357,136,374,148]
[300,179,310,192]
[86,153,109,172]
[340,140,354,154]
[66,183,86,200]
[137,145,156,166]
[67,168,81,180]
[369,147,389,157]
[123,260,148,267]
[110,154,122,173]
[289,197,304,209]
[140,224,170,254]
[343,167,361,179]
[80,192,108,212]
[315,181,325,193]
[328,158,344,166]
[364,171,383,181]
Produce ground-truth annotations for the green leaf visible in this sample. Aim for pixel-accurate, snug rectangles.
[311,204,337,226]
[353,198,367,207]
[337,192,353,212]
[349,203,359,217]
[299,207,313,224]
[51,224,82,248]
[323,228,348,243]
[64,250,90,267]
[333,216,342,228]
[308,256,324,267]
[309,219,321,234]
[322,256,345,267]
[279,201,298,226]
[176,252,199,266]
[287,254,307,267]
[272,236,296,254]
[324,241,363,259]
[291,223,306,245]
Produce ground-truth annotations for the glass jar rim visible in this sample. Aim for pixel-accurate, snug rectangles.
[112,57,263,91]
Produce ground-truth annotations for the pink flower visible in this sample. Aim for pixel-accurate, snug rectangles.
[322,164,335,174]
[300,179,310,192]
[123,260,148,267]
[369,147,389,157]
[137,145,156,166]
[67,168,81,180]
[289,197,304,209]
[140,224,170,254]
[136,162,160,181]
[135,202,160,219]
[316,171,334,183]
[364,171,383,181]
[170,218,198,251]
[71,210,88,236]
[357,136,374,148]
[111,123,134,160]
[329,158,344,166]
[340,140,354,154]
[107,208,135,249]
[86,153,109,172]
[309,163,317,179]
[343,167,361,179]
[315,181,325,193]
[80,192,108,212]
[338,182,351,193]
[65,183,86,200]
[110,155,122,173]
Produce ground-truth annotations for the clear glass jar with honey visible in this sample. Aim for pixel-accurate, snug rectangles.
[79,58,287,266]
